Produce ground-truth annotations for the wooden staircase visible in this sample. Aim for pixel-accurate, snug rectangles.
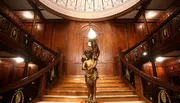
[37,75,146,103]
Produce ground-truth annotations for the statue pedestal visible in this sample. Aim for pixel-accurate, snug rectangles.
[85,99,98,103]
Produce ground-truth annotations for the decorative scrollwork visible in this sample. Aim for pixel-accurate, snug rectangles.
[158,88,171,103]
[54,0,128,12]
[11,28,18,40]
[10,88,24,103]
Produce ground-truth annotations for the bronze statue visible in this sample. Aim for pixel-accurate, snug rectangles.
[82,39,100,103]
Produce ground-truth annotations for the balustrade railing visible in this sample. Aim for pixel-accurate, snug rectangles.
[0,13,60,103]
[116,52,180,103]
[124,9,180,64]
[116,9,180,103]
[0,14,56,64]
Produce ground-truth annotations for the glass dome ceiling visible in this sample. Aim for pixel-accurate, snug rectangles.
[37,0,142,21]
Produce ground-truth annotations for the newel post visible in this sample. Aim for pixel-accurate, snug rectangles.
[118,47,144,98]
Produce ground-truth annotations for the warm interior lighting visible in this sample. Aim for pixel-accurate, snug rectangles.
[88,41,92,47]
[23,11,34,19]
[143,52,148,56]
[28,63,35,67]
[138,24,143,29]
[178,59,180,63]
[155,57,165,62]
[88,28,97,39]
[13,57,24,63]
[146,11,158,19]
[37,24,41,30]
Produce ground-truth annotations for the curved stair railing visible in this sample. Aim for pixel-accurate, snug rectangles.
[0,9,60,103]
[115,8,180,103]
[123,8,180,67]
[117,51,180,103]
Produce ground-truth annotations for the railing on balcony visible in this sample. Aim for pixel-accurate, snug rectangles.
[116,51,180,102]
[124,9,180,65]
[0,13,60,103]
[0,14,56,65]
[115,8,180,103]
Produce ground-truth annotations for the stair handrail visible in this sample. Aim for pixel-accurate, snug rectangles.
[124,8,180,55]
[118,51,180,92]
[0,53,60,94]
[0,12,57,67]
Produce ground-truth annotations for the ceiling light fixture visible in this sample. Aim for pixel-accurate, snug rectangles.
[146,11,158,19]
[155,57,165,62]
[13,57,24,63]
[138,24,144,29]
[143,52,148,56]
[23,11,34,19]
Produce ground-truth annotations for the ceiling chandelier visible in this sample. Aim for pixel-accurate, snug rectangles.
[37,0,142,21]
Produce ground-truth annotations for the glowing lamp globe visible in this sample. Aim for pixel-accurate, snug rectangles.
[88,28,97,39]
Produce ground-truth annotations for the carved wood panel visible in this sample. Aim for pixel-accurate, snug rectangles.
[23,21,156,76]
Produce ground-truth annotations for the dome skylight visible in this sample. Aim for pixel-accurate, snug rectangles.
[37,0,141,20]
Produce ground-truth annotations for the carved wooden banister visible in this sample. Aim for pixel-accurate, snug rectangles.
[124,8,180,55]
[0,54,59,94]
[0,13,57,67]
[118,51,180,92]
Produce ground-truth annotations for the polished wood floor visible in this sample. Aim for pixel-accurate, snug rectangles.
[37,75,146,103]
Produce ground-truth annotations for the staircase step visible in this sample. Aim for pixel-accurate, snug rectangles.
[47,90,133,92]
[59,79,123,83]
[37,101,146,103]
[65,75,119,78]
[39,76,145,103]
[46,90,135,96]
[54,82,126,87]
[62,76,120,80]
[42,95,139,103]
[43,95,138,98]
[48,87,130,91]
[53,83,126,87]
[42,95,139,102]
[103,101,146,103]
[38,102,80,103]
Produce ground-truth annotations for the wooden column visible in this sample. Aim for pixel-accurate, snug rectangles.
[23,60,29,77]
[150,59,158,77]
[142,13,149,35]
[31,12,38,34]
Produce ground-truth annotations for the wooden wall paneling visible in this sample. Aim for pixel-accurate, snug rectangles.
[66,22,80,75]
[147,23,157,34]
[142,62,169,82]
[34,23,45,43]
[112,23,127,52]
[22,21,154,76]
[43,23,53,48]
[134,74,143,96]
[23,23,45,43]
[27,64,38,76]
[155,63,169,82]
[12,62,25,82]
[142,63,154,76]
[23,23,33,35]
[126,23,137,49]
[0,60,13,87]
[135,23,147,43]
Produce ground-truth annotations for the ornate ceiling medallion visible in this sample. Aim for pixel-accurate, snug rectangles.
[36,0,142,21]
